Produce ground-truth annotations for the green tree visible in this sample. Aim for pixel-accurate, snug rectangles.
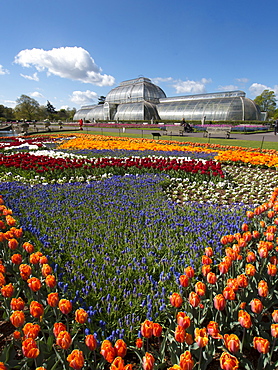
[14,95,40,121]
[46,100,56,119]
[254,90,277,117]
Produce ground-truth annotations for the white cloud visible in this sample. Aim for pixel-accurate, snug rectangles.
[3,100,16,108]
[0,65,9,75]
[151,77,173,84]
[172,78,212,94]
[218,84,239,91]
[20,72,39,81]
[236,77,249,84]
[70,90,98,106]
[14,46,115,86]
[249,83,271,97]
[30,91,44,99]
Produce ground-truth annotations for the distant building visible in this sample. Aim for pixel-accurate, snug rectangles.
[73,77,262,122]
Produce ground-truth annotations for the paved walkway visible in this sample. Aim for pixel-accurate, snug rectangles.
[10,122,278,143]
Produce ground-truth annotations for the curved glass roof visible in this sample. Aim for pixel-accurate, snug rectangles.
[157,96,261,121]
[114,102,159,121]
[73,78,261,122]
[106,77,166,104]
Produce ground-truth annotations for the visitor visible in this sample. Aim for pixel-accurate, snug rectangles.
[274,120,278,135]
[79,119,84,130]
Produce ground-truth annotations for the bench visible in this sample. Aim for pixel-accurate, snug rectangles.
[203,127,231,139]
[152,132,161,139]
[165,126,185,136]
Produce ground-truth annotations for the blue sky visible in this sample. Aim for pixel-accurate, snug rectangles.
[1,0,277,110]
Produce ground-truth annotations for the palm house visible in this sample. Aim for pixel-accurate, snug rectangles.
[73,77,261,122]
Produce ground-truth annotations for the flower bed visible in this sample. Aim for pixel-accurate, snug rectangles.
[0,134,278,369]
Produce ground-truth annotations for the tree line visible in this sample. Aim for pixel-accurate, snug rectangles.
[0,95,76,122]
[0,90,277,123]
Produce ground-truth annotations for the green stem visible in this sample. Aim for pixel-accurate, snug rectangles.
[198,347,203,370]
[241,328,246,353]
[270,338,276,360]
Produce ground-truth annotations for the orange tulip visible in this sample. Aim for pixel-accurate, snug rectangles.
[170,293,183,308]
[195,281,206,296]
[23,323,40,339]
[188,292,200,308]
[245,264,256,276]
[67,349,85,370]
[213,294,226,311]
[272,310,278,322]
[53,322,67,338]
[201,255,212,265]
[0,273,6,287]
[56,330,72,350]
[207,272,217,284]
[27,277,42,292]
[218,262,229,274]
[185,333,193,345]
[175,325,186,343]
[223,287,236,301]
[168,366,181,370]
[8,238,18,250]
[75,308,88,324]
[258,245,268,258]
[19,264,32,280]
[10,297,25,311]
[246,251,256,263]
[6,215,16,226]
[267,263,277,276]
[207,321,222,339]
[202,264,211,277]
[85,334,97,350]
[47,292,59,307]
[10,310,25,328]
[223,334,240,353]
[250,298,263,314]
[152,323,162,337]
[184,266,194,278]
[219,352,239,370]
[179,274,189,287]
[141,320,153,338]
[142,352,155,370]
[39,255,48,264]
[253,337,270,354]
[1,283,14,298]
[226,278,239,291]
[179,351,194,370]
[0,363,7,370]
[41,263,52,277]
[22,338,39,358]
[271,324,278,338]
[238,310,252,328]
[29,252,42,264]
[194,328,208,347]
[110,357,125,370]
[205,247,213,257]
[29,301,44,319]
[236,274,248,288]
[114,339,127,357]
[13,331,21,340]
[258,280,268,298]
[176,312,190,329]
[135,338,143,349]
[100,340,116,363]
[45,274,57,288]
[58,299,72,314]
[22,242,34,253]
[11,253,22,265]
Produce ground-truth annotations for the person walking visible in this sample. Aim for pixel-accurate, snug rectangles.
[79,119,84,131]
[274,119,278,135]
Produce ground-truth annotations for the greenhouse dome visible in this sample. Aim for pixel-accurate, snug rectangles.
[73,77,262,122]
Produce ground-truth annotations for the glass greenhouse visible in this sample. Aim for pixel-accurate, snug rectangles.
[74,77,262,122]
